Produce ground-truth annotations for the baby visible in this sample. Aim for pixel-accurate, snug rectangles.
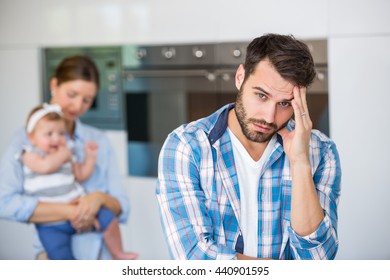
[22,103,138,260]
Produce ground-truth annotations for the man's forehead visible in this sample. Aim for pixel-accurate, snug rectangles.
[251,60,295,98]
[252,85,294,101]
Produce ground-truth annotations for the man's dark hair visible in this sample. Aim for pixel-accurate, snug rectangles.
[244,33,316,87]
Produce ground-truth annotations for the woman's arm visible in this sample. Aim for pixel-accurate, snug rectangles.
[69,191,122,231]
[0,129,39,222]
[27,201,76,223]
[69,132,128,230]
[28,193,119,228]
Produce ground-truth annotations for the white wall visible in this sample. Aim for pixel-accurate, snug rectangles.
[0,0,389,259]
[327,0,390,259]
[0,49,40,155]
[329,36,390,259]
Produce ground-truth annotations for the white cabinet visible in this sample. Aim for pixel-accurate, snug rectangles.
[1,0,329,47]
[329,0,390,36]
[1,0,220,46]
[0,1,41,45]
[329,36,390,259]
[216,0,328,41]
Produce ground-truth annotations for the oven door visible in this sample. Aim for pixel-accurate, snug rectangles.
[124,69,237,177]
[123,66,328,177]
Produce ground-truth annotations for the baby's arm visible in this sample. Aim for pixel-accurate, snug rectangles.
[22,146,72,174]
[73,142,98,182]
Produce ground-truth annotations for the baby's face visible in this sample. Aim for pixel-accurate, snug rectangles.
[29,118,67,154]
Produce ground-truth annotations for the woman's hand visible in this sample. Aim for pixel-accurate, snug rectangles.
[277,86,312,164]
[69,192,104,232]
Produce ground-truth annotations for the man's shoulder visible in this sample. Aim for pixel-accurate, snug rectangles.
[308,129,340,165]
[172,105,230,139]
[310,129,335,147]
[168,119,212,149]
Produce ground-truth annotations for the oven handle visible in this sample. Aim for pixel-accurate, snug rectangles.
[123,69,237,81]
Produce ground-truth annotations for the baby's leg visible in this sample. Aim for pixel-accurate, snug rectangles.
[97,208,138,260]
[36,222,76,260]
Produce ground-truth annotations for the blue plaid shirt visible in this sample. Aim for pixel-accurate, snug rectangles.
[156,103,341,260]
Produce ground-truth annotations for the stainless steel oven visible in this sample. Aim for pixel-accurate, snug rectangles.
[123,40,329,177]
[42,40,328,177]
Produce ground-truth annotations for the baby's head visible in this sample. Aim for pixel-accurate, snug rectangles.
[26,104,66,154]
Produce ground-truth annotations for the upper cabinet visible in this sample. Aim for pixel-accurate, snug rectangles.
[216,0,328,41]
[1,0,329,47]
[329,0,390,36]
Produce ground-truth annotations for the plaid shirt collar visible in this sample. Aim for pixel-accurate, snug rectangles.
[207,103,287,223]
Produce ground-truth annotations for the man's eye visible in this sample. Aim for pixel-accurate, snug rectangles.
[257,93,266,99]
[279,102,291,107]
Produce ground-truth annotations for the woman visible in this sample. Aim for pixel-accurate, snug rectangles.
[0,56,130,259]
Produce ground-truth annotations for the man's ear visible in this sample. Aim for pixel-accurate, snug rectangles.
[235,64,245,90]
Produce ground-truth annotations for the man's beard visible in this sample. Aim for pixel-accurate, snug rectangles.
[234,90,289,143]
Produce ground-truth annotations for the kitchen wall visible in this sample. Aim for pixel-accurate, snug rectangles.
[1,0,389,259]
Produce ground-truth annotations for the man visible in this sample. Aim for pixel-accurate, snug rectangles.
[156,34,341,260]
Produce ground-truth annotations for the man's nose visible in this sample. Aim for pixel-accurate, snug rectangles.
[263,103,276,124]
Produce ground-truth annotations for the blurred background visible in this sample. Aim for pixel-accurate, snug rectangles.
[0,0,389,259]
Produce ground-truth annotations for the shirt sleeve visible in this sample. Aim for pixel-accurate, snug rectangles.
[0,128,39,222]
[156,132,236,260]
[288,141,341,259]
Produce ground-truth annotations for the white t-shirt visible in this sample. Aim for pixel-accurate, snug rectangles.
[228,128,276,257]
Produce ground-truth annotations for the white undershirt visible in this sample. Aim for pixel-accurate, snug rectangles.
[228,128,276,257]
